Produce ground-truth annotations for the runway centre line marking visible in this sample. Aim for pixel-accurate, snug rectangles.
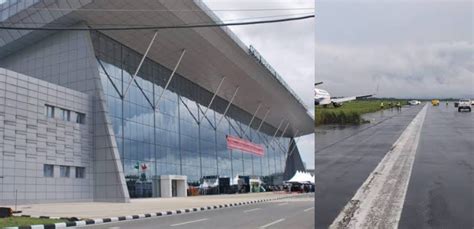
[277,202,288,206]
[303,207,314,212]
[170,218,209,227]
[330,104,428,229]
[244,208,261,213]
[258,218,286,228]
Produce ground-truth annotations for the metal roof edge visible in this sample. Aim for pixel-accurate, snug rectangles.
[192,0,312,119]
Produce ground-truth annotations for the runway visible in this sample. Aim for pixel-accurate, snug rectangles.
[315,103,473,228]
[399,103,473,228]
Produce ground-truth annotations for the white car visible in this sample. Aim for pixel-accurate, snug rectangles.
[458,99,471,112]
[408,100,421,105]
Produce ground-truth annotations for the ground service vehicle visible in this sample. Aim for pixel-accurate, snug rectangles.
[458,99,471,112]
[431,99,440,106]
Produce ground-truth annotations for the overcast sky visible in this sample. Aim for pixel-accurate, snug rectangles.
[203,0,315,169]
[316,0,473,99]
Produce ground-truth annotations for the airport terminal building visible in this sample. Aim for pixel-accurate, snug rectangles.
[0,0,312,203]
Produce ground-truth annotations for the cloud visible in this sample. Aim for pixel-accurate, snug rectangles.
[316,42,474,99]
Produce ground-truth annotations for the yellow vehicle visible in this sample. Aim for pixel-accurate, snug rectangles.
[431,99,440,106]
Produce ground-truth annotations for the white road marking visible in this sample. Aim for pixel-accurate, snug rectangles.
[330,105,428,229]
[30,226,45,229]
[170,218,209,227]
[303,207,314,212]
[244,208,261,213]
[277,202,288,206]
[54,222,66,227]
[258,218,286,228]
[93,219,103,224]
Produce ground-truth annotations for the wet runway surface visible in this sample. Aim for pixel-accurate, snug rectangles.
[315,103,473,228]
[399,104,474,228]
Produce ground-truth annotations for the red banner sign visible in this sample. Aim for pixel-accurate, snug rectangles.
[226,135,264,156]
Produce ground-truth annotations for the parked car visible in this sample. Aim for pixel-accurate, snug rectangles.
[458,99,472,112]
[408,100,421,105]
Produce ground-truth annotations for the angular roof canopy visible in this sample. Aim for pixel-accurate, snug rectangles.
[0,0,314,136]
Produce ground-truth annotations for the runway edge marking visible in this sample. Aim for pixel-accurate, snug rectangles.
[329,104,428,229]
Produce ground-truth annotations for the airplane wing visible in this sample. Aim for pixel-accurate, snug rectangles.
[331,94,373,104]
[331,96,357,104]
[355,94,373,99]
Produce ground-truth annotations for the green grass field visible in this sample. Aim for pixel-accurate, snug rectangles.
[0,216,66,228]
[316,99,408,125]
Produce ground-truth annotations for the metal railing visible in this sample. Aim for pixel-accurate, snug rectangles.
[248,45,308,110]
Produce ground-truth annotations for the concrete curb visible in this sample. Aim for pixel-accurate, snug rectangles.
[5,194,309,229]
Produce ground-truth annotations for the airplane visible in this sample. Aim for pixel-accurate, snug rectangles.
[315,82,374,107]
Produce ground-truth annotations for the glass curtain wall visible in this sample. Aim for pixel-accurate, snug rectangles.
[91,31,290,198]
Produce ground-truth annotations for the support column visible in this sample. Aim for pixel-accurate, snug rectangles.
[269,119,285,147]
[216,87,240,127]
[155,49,186,109]
[123,31,158,98]
[243,103,262,137]
[200,76,225,124]
[255,108,270,135]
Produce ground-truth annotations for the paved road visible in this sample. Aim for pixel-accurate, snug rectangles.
[83,194,314,229]
[315,103,473,228]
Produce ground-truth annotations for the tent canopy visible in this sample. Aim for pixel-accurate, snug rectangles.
[285,171,315,184]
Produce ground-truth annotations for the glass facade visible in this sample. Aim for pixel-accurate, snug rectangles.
[0,0,39,22]
[91,31,291,198]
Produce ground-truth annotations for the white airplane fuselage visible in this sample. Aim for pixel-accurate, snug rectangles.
[315,82,373,107]
[314,88,332,105]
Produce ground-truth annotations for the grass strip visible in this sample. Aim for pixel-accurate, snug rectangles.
[0,216,66,228]
[316,100,408,125]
